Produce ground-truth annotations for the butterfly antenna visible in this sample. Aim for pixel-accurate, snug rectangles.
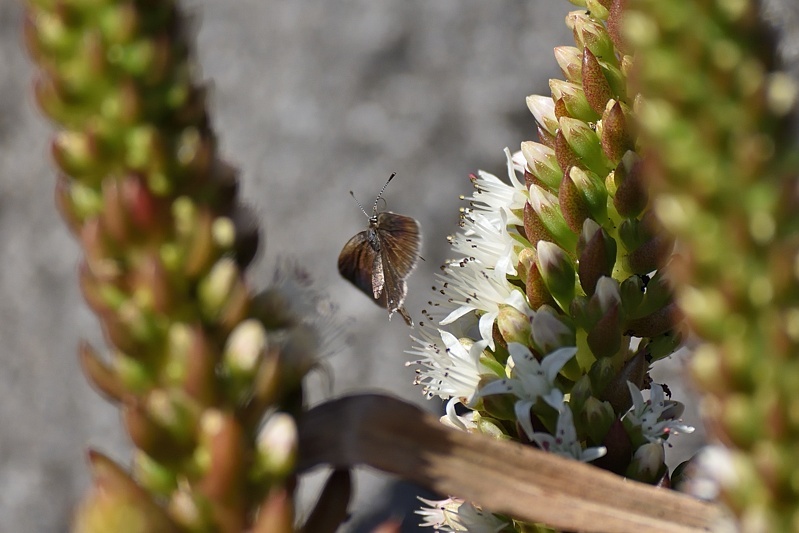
[372,172,397,214]
[349,191,371,219]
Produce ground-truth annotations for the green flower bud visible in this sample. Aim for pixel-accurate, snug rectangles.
[550,79,599,121]
[570,374,594,414]
[521,141,562,191]
[497,304,532,345]
[568,166,609,225]
[559,117,609,176]
[525,185,578,251]
[600,352,647,414]
[132,450,176,497]
[619,274,646,317]
[567,10,617,65]
[537,241,577,311]
[626,442,667,484]
[588,356,616,401]
[583,396,616,444]
[197,258,250,329]
[585,0,611,20]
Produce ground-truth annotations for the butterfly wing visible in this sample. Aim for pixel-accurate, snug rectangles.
[376,212,422,278]
[376,212,421,327]
[338,231,381,301]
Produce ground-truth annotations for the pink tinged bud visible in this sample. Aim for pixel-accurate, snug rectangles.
[54,175,82,235]
[79,341,125,403]
[554,46,583,83]
[592,418,632,475]
[33,74,70,124]
[130,253,174,315]
[497,304,532,345]
[121,175,165,235]
[554,128,583,174]
[73,451,179,533]
[252,487,295,533]
[123,398,183,462]
[550,79,599,122]
[600,352,647,414]
[526,95,558,135]
[526,185,578,252]
[625,301,682,338]
[301,470,352,533]
[626,442,666,484]
[613,152,648,217]
[537,240,577,310]
[197,411,246,526]
[521,141,562,191]
[526,262,557,310]
[582,396,616,445]
[601,102,634,165]
[578,225,617,296]
[536,123,556,149]
[587,294,622,358]
[558,169,592,234]
[256,413,299,481]
[567,11,617,66]
[559,117,609,176]
[625,233,673,274]
[607,0,629,55]
[582,48,613,114]
[531,306,576,354]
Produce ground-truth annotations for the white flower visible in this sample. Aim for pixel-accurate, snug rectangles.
[452,210,518,280]
[464,148,528,227]
[406,327,491,401]
[416,497,507,532]
[473,343,576,439]
[531,405,607,462]
[437,260,530,349]
[624,382,695,443]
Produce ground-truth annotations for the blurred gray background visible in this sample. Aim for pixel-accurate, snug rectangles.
[1,1,797,532]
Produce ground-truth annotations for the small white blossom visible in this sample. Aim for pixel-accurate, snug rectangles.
[416,497,507,532]
[406,327,491,401]
[437,260,530,349]
[473,343,576,439]
[441,400,479,432]
[624,382,695,443]
[531,405,606,462]
[464,148,528,228]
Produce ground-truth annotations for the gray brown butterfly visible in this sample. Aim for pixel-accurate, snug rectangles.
[338,173,422,326]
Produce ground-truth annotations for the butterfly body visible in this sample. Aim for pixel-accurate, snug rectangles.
[338,175,421,326]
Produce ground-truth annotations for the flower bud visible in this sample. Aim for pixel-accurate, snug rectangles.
[525,185,577,251]
[619,274,646,316]
[625,301,681,338]
[626,442,667,484]
[586,279,623,358]
[550,79,598,121]
[531,305,576,354]
[79,341,125,403]
[497,304,531,345]
[600,352,647,414]
[567,166,608,226]
[567,11,617,65]
[559,117,608,175]
[607,0,630,54]
[521,141,562,191]
[526,262,556,310]
[585,0,610,20]
[536,241,577,310]
[613,152,648,217]
[554,128,583,174]
[554,46,583,83]
[526,94,559,135]
[578,226,617,296]
[132,450,176,497]
[582,396,616,444]
[582,48,613,114]
[197,258,251,330]
[254,412,298,482]
[646,326,684,362]
[197,411,245,506]
[602,102,634,165]
[593,418,632,474]
[570,374,593,414]
[558,169,592,234]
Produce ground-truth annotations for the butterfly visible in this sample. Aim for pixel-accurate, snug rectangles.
[338,173,422,326]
